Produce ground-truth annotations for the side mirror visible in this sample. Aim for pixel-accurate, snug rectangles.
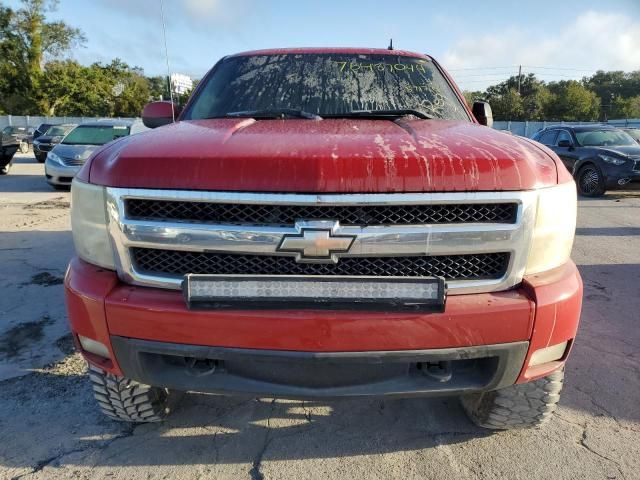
[142,101,182,128]
[557,139,572,148]
[472,101,493,128]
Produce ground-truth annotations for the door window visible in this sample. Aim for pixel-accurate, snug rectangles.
[538,130,558,146]
[556,130,572,146]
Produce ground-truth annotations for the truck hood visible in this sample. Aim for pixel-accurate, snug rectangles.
[88,119,559,192]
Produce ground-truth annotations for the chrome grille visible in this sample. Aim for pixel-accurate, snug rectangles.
[126,199,518,225]
[132,248,510,281]
[60,156,85,166]
[106,188,538,295]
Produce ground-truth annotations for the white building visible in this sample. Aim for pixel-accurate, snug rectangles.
[170,73,194,95]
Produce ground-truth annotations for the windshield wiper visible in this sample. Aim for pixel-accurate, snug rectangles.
[326,109,433,120]
[225,109,322,120]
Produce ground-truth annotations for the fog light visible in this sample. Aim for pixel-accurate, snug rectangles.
[78,335,110,359]
[529,341,568,367]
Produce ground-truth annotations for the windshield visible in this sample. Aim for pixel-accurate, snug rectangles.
[2,126,26,135]
[46,126,73,137]
[185,53,468,121]
[576,129,637,147]
[623,129,640,142]
[62,125,130,145]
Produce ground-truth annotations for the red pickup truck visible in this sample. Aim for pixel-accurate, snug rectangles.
[65,48,582,429]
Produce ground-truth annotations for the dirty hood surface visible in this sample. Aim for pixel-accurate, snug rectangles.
[88,118,558,192]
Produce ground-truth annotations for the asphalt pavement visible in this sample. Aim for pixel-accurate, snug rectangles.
[0,153,638,480]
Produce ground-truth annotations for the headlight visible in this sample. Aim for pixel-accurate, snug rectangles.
[70,179,116,269]
[525,181,577,275]
[47,151,64,165]
[599,154,626,165]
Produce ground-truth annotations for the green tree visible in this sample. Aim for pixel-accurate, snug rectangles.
[488,88,525,121]
[0,0,85,113]
[545,81,600,121]
[39,59,154,117]
[484,74,550,121]
[611,96,640,119]
[462,90,484,108]
[148,75,169,102]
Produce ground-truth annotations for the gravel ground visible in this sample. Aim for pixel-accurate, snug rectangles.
[0,153,638,480]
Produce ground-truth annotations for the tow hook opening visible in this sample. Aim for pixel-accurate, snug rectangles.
[419,361,453,382]
[182,357,224,377]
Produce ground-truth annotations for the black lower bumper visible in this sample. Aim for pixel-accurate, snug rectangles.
[111,336,529,399]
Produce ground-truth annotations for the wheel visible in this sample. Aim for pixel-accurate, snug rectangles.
[88,365,174,422]
[19,141,29,154]
[36,155,45,163]
[51,184,71,191]
[0,164,10,175]
[577,164,606,197]
[461,368,564,429]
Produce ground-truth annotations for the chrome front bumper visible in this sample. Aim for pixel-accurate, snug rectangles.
[45,159,81,186]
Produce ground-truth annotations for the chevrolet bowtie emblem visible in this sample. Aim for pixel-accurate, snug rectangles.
[277,222,355,263]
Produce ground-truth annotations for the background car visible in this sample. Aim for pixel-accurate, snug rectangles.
[620,127,640,144]
[45,120,135,189]
[1,125,34,153]
[532,125,640,196]
[33,122,58,141]
[0,130,20,174]
[33,124,77,163]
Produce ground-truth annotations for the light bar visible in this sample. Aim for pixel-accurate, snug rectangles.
[184,275,445,312]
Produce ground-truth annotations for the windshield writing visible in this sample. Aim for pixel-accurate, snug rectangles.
[186,54,467,121]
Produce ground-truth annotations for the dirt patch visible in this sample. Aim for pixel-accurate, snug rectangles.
[26,272,64,286]
[0,316,55,359]
[25,198,70,210]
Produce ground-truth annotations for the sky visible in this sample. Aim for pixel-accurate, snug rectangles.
[6,0,640,91]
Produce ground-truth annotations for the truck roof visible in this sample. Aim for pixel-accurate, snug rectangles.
[229,47,430,60]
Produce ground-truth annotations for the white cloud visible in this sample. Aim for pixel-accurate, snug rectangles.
[443,11,640,90]
[179,0,252,26]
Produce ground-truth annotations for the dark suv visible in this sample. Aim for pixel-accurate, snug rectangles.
[1,126,34,153]
[0,129,20,174]
[532,125,640,196]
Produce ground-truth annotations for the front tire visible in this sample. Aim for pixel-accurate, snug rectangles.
[577,164,606,197]
[461,368,564,429]
[88,365,173,423]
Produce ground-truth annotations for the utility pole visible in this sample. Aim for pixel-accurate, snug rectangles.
[517,65,522,95]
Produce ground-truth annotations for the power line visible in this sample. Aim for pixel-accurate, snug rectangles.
[521,65,598,71]
[448,66,518,71]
